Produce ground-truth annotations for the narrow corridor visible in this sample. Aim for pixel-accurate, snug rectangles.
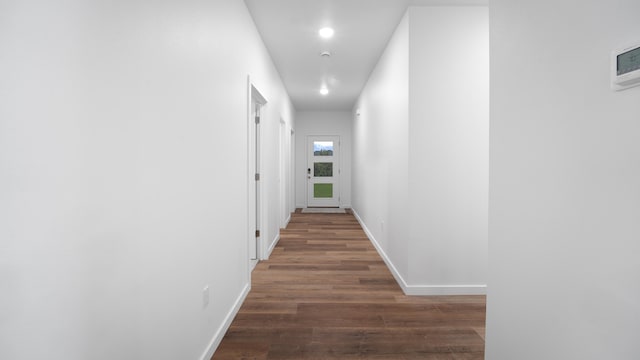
[213,211,486,359]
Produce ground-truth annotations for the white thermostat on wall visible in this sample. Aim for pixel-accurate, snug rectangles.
[612,42,640,91]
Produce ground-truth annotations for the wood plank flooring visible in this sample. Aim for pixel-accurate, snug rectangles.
[212,211,486,360]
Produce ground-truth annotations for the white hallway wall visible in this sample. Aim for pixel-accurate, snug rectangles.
[407,6,489,290]
[295,111,352,208]
[0,1,293,360]
[353,6,489,295]
[353,13,410,281]
[487,0,640,358]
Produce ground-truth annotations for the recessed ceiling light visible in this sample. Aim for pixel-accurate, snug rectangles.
[319,27,334,39]
[320,87,329,95]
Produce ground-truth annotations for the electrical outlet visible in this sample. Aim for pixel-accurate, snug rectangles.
[203,285,210,308]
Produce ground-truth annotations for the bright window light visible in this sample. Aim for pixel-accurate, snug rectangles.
[318,27,334,39]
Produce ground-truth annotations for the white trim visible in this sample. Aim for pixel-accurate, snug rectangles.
[279,117,288,230]
[284,213,292,228]
[247,76,268,264]
[352,209,486,296]
[264,233,280,260]
[246,76,253,269]
[403,284,486,296]
[249,259,258,271]
[352,209,410,291]
[199,283,251,360]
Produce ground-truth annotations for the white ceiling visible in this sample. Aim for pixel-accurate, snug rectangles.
[244,0,487,111]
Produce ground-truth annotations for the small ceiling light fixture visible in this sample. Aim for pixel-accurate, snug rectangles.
[318,27,334,39]
[320,87,329,96]
[320,51,332,57]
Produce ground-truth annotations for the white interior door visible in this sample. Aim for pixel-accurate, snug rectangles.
[307,136,340,207]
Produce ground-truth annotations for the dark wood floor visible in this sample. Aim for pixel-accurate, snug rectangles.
[212,211,486,360]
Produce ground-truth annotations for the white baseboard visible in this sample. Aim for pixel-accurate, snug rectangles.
[403,284,486,296]
[264,233,280,260]
[249,259,258,271]
[199,283,250,360]
[351,209,411,292]
[351,209,486,296]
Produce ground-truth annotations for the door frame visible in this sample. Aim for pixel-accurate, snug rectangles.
[247,77,267,271]
[279,118,287,228]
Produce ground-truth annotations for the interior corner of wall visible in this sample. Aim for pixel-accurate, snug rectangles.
[199,282,250,360]
[351,209,411,294]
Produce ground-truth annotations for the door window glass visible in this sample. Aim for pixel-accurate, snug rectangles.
[314,162,333,177]
[313,141,334,156]
[314,183,333,198]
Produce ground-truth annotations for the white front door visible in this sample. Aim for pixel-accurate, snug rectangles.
[307,136,340,207]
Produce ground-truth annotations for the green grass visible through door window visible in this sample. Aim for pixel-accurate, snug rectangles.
[314,162,333,177]
[314,183,333,198]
